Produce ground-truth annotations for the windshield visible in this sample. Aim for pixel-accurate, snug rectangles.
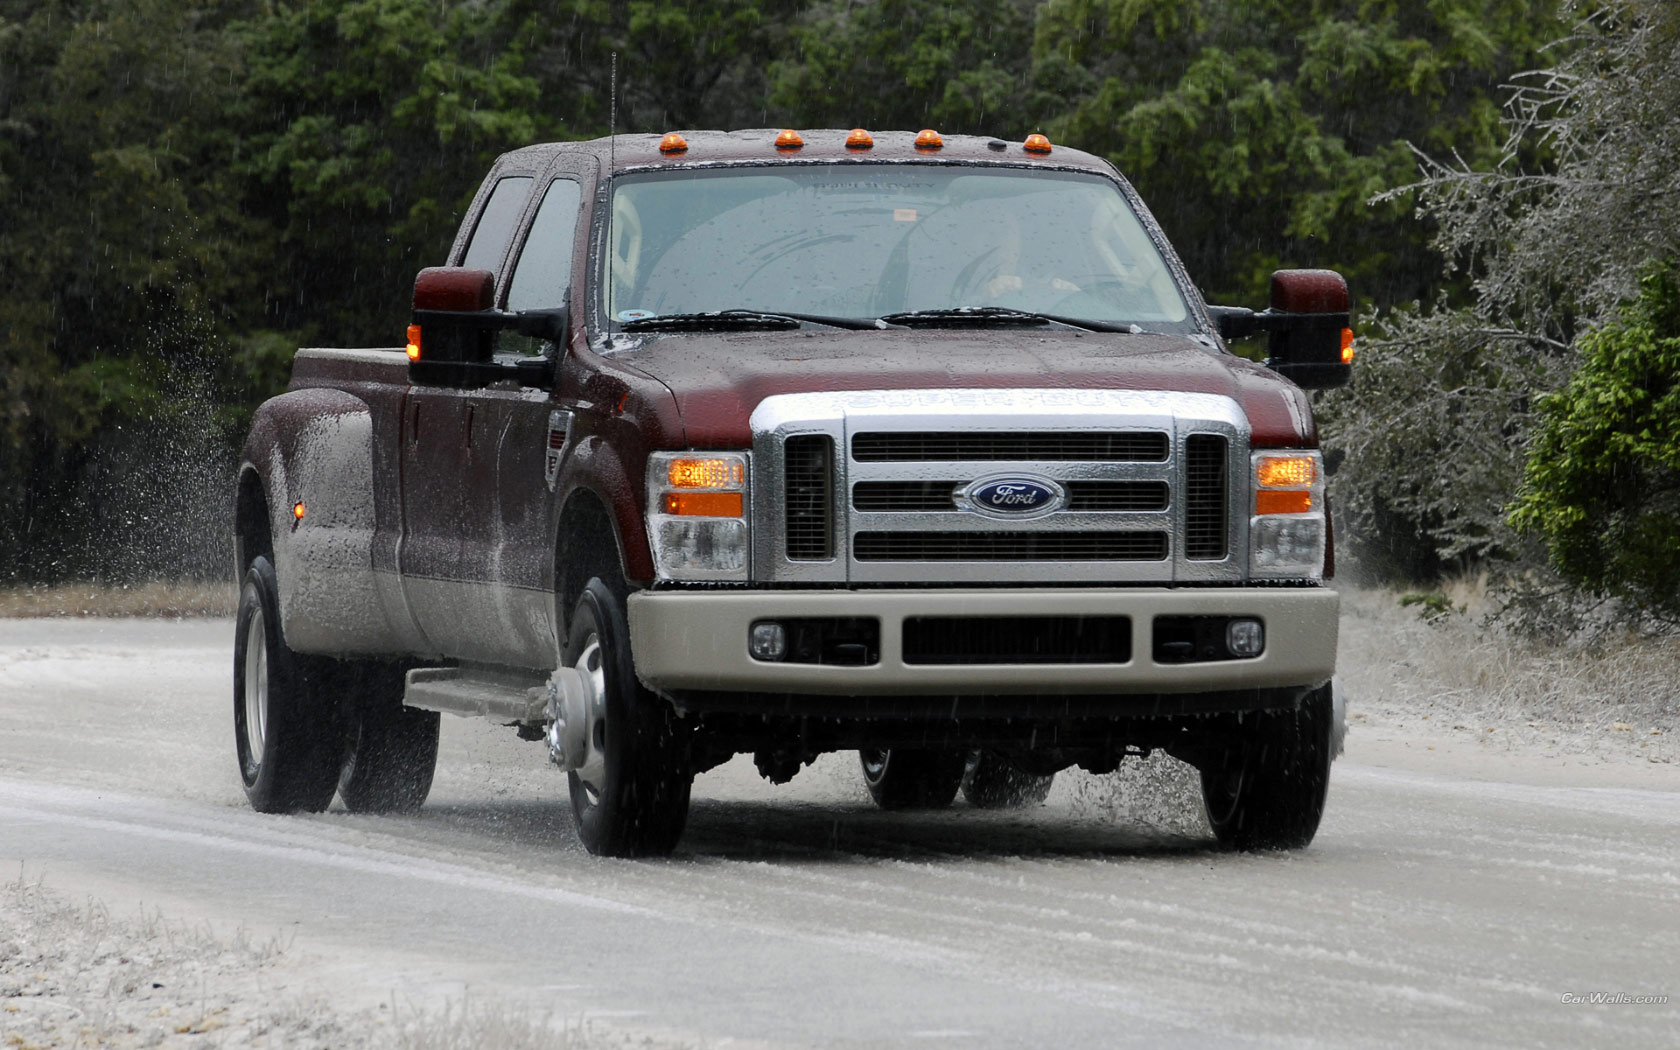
[602,165,1192,331]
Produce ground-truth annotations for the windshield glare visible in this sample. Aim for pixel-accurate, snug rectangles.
[603,166,1192,330]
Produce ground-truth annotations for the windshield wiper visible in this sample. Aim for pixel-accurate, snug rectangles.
[876,307,1142,333]
[619,309,874,332]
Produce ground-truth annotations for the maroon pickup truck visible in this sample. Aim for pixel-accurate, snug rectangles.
[233,129,1350,856]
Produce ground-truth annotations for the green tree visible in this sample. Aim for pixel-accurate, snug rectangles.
[1033,0,1565,309]
[1508,263,1680,623]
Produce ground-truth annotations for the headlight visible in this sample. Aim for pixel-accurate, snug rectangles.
[647,451,750,580]
[1249,450,1325,580]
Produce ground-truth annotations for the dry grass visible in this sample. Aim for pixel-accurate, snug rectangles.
[0,581,236,619]
[1,875,694,1050]
[1339,582,1678,760]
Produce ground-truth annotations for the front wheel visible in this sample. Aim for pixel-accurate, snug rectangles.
[565,580,692,857]
[233,557,342,813]
[1200,684,1333,851]
[858,749,966,810]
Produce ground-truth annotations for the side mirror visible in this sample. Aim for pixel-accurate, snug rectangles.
[1207,269,1353,390]
[407,267,568,389]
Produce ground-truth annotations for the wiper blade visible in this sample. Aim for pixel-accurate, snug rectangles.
[619,309,875,332]
[875,307,1143,333]
[620,310,799,332]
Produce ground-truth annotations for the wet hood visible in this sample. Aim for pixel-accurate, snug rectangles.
[609,328,1316,448]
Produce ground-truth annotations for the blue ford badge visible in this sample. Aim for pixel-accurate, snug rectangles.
[963,476,1065,517]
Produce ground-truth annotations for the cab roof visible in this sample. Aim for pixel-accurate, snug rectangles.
[497,130,1114,174]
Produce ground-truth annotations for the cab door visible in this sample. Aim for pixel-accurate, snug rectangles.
[448,168,591,668]
[398,172,534,656]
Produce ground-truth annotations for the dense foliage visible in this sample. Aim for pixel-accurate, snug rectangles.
[0,0,1609,587]
[1509,263,1680,624]
[1320,0,1680,626]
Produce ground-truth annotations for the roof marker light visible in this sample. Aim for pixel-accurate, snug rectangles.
[405,324,421,361]
[846,128,874,150]
[1024,133,1053,154]
[914,128,943,150]
[658,132,688,154]
[775,128,804,150]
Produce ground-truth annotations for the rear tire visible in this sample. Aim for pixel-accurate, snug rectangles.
[961,751,1054,809]
[858,749,965,810]
[233,557,342,813]
[565,580,692,857]
[336,661,439,814]
[1200,684,1333,851]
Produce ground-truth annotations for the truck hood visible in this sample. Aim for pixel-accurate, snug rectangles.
[610,328,1316,448]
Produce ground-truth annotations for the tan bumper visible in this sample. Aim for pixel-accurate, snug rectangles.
[627,587,1337,696]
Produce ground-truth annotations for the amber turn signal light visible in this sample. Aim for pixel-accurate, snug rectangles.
[666,457,745,489]
[1341,327,1355,364]
[1255,454,1318,489]
[405,324,421,361]
[663,492,743,517]
[1023,133,1052,154]
[846,128,873,150]
[659,132,688,154]
[292,501,307,521]
[914,128,943,150]
[775,128,803,150]
[1257,490,1314,515]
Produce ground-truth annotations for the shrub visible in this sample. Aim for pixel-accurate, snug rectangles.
[1509,262,1680,624]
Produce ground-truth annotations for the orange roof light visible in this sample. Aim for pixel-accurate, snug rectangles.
[914,128,943,150]
[775,128,804,150]
[405,323,421,361]
[846,128,874,150]
[1341,327,1355,365]
[1024,133,1052,154]
[658,132,688,154]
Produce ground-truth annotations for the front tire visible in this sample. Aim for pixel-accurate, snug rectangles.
[1200,684,1333,851]
[565,580,692,857]
[233,557,342,813]
[858,749,966,810]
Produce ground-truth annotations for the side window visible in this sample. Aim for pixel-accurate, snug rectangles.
[460,176,533,273]
[506,179,583,311]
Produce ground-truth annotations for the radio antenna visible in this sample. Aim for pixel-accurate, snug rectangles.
[605,51,618,348]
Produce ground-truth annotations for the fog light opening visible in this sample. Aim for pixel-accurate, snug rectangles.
[1226,618,1265,658]
[749,622,788,662]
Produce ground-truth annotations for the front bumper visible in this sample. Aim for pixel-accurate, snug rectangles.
[627,586,1337,697]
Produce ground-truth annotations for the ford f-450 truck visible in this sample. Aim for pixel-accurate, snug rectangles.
[234,129,1351,857]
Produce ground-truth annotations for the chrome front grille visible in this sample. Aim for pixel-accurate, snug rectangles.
[750,390,1250,584]
[854,530,1169,562]
[852,430,1168,462]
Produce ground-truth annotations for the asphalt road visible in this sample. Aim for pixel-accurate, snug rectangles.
[3,617,1677,1048]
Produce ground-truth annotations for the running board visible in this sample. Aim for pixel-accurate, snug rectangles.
[403,667,549,723]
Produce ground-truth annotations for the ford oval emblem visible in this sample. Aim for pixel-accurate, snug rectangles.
[961,475,1066,518]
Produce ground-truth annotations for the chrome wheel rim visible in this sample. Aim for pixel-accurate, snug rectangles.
[859,749,890,785]
[243,607,269,764]
[573,635,607,805]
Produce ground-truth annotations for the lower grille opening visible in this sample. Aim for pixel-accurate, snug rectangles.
[903,616,1132,665]
[854,531,1168,561]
